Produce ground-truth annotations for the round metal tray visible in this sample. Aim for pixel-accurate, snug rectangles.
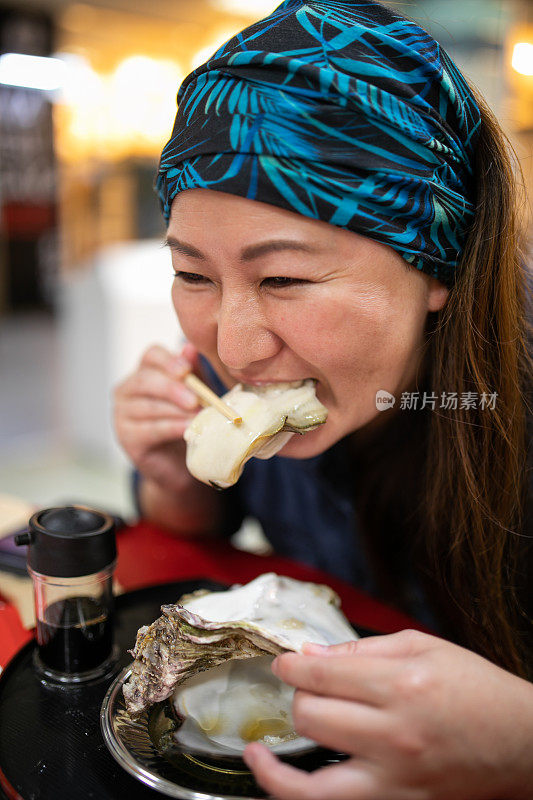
[0,580,362,800]
[100,665,347,800]
[101,665,266,799]
[0,579,225,800]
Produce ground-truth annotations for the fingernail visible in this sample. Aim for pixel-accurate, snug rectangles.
[302,642,328,654]
[271,657,280,675]
[170,357,190,377]
[242,748,255,769]
[176,387,198,409]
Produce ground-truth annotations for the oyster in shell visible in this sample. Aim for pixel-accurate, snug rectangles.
[123,574,357,755]
[184,380,328,488]
[171,655,316,757]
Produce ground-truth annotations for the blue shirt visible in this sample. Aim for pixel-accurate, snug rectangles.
[229,446,373,590]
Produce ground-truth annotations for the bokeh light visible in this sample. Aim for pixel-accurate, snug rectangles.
[512,41,533,76]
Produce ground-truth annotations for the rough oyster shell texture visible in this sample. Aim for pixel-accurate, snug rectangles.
[184,380,328,488]
[123,574,357,755]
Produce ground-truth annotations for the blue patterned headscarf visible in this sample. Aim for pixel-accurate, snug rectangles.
[157,0,482,287]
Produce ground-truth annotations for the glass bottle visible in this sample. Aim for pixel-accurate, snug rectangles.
[16,505,118,684]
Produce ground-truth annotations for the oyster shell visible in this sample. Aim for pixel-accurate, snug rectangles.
[123,573,357,724]
[184,380,328,488]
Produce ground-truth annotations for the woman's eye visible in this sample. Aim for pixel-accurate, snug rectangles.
[262,276,307,288]
[173,270,210,284]
[172,272,306,288]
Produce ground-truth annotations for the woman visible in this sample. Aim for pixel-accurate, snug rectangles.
[114,1,533,797]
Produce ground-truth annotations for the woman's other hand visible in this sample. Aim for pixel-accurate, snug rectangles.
[243,630,533,800]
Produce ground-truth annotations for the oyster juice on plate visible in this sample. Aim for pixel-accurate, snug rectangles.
[123,573,358,757]
[184,380,328,488]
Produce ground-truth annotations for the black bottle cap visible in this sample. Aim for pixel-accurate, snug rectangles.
[17,505,117,578]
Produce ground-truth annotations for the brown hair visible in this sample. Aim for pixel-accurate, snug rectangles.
[423,91,532,676]
[354,91,532,677]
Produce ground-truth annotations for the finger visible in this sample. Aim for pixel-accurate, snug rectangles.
[243,743,373,800]
[120,397,190,421]
[302,629,438,659]
[140,344,192,380]
[119,417,190,447]
[291,691,384,756]
[181,341,201,371]
[302,641,359,657]
[121,368,198,410]
[272,652,399,705]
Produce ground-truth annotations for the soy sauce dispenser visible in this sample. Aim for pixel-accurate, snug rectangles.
[15,505,118,684]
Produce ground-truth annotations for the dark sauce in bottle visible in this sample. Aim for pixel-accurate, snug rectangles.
[36,596,113,673]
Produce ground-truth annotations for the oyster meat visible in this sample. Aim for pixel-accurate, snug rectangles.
[184,380,328,488]
[123,573,358,743]
[171,655,316,757]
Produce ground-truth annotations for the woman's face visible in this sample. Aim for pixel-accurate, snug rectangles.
[168,189,448,458]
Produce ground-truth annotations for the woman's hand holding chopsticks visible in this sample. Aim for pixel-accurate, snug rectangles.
[113,343,223,535]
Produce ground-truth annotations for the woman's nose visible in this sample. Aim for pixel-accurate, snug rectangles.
[216,293,281,370]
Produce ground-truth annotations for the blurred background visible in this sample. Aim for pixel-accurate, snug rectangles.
[1,0,532,525]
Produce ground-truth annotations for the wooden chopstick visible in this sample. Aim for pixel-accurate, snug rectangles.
[184,373,242,424]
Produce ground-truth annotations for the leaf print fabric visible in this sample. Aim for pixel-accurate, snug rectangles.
[157,0,482,287]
